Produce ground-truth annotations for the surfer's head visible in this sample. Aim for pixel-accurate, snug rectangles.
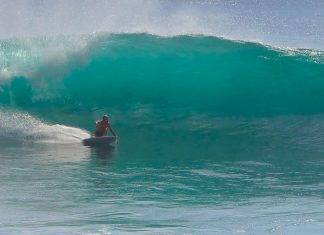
[102,115,109,122]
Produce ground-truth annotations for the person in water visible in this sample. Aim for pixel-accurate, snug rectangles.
[94,115,117,137]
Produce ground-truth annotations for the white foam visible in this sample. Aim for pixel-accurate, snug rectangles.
[0,35,90,85]
[0,109,89,143]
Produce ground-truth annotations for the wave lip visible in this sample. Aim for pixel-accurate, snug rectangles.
[1,33,324,117]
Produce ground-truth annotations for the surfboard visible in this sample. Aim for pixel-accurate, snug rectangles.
[83,136,117,146]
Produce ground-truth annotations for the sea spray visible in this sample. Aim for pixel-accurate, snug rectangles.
[0,108,89,143]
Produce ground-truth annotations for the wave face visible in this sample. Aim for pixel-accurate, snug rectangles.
[1,33,324,150]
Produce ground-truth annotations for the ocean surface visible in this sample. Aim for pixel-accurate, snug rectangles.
[1,1,324,234]
[0,32,323,235]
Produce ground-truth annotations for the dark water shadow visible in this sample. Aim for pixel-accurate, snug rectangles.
[86,144,117,166]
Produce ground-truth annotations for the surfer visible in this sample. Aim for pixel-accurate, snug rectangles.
[94,115,117,137]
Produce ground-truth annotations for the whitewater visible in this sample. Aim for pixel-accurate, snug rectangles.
[0,1,324,234]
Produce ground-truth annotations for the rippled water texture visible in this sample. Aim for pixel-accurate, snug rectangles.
[0,140,323,234]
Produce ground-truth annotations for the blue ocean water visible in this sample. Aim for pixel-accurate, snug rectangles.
[0,1,324,234]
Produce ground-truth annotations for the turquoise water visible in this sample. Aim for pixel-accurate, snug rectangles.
[1,33,324,234]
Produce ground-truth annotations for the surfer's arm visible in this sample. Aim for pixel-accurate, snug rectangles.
[107,124,117,137]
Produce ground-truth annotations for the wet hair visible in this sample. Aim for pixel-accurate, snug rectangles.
[102,115,109,120]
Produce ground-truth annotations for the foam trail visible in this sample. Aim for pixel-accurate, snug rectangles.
[0,109,89,143]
